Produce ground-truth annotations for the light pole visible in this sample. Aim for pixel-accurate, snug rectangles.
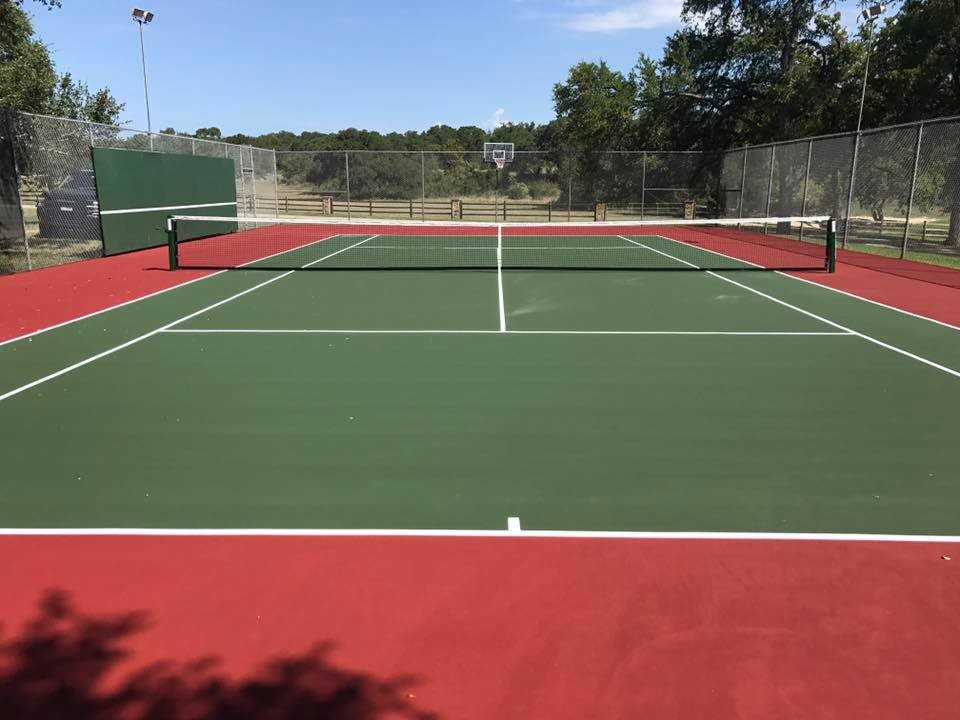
[131,8,155,146]
[843,3,886,248]
[856,4,885,133]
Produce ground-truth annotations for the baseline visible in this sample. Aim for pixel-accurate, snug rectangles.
[1,528,959,543]
[160,328,854,336]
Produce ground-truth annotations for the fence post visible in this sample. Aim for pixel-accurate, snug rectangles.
[799,139,813,242]
[249,147,258,216]
[420,151,426,221]
[4,110,32,270]
[737,145,748,225]
[900,122,924,259]
[763,144,776,233]
[235,147,248,217]
[272,150,280,216]
[344,151,351,220]
[842,132,862,248]
[567,158,573,222]
[192,138,197,156]
[640,151,647,220]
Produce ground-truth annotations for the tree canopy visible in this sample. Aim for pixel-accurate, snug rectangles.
[0,1,122,123]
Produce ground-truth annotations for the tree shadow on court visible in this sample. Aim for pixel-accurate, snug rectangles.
[0,590,438,719]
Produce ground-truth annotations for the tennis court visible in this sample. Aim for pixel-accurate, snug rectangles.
[4,215,960,718]
[2,216,958,534]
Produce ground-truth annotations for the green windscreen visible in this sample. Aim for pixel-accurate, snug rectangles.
[92,148,237,255]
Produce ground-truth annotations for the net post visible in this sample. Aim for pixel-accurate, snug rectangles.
[826,217,837,273]
[166,216,178,271]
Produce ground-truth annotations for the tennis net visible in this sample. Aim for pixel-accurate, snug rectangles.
[167,215,836,272]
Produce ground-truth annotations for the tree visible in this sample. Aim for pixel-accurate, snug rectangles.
[49,73,124,124]
[0,1,123,123]
[870,0,960,123]
[489,123,538,150]
[194,127,222,140]
[636,1,859,150]
[552,61,636,151]
[0,2,56,113]
[869,0,960,246]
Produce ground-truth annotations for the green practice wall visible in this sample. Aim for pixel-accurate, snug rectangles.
[92,148,236,255]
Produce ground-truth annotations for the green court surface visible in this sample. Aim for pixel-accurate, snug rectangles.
[1,232,959,533]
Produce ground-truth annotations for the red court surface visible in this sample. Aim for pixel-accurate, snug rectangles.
[2,535,960,719]
[0,247,211,342]
[789,260,960,327]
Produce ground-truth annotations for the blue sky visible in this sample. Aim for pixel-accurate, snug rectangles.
[28,0,862,137]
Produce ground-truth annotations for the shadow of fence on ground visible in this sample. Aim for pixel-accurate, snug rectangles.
[0,590,438,720]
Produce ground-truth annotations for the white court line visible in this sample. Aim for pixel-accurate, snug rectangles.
[779,271,960,332]
[361,246,644,251]
[508,517,522,532]
[160,329,854,336]
[0,233,345,349]
[497,225,506,332]
[621,236,960,380]
[0,235,378,404]
[1,527,959,543]
[100,201,236,216]
[628,232,960,332]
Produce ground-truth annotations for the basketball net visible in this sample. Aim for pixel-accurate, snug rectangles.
[494,157,506,170]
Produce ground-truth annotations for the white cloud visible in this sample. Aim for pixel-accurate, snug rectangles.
[564,0,684,32]
[486,108,506,130]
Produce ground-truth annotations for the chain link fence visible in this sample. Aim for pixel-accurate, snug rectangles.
[722,115,960,266]
[1,110,277,274]
[274,150,717,223]
[4,109,959,276]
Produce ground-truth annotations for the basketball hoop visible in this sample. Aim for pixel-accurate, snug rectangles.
[484,142,514,169]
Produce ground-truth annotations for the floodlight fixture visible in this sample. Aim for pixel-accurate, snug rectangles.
[861,4,885,21]
[131,8,154,23]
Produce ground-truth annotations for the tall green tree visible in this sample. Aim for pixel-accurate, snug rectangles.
[552,61,637,151]
[869,0,960,123]
[868,0,960,245]
[50,73,124,124]
[0,1,123,122]
[194,127,222,140]
[0,2,56,112]
[635,0,858,150]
